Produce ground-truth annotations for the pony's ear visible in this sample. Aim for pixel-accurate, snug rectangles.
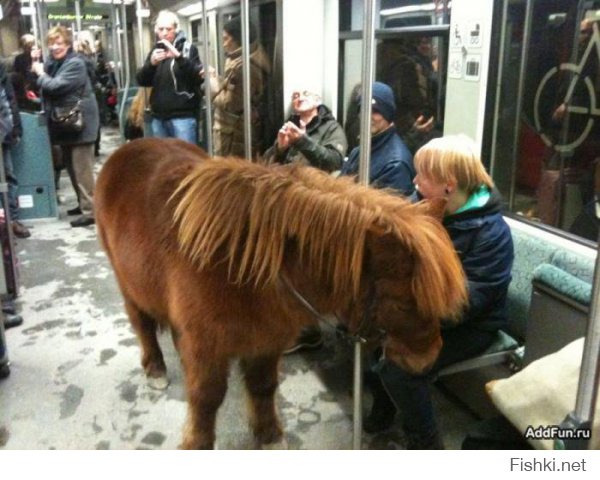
[415,197,447,221]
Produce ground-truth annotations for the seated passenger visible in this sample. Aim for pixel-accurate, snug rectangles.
[340,81,415,195]
[365,134,514,449]
[264,89,347,172]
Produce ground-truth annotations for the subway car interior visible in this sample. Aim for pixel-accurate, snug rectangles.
[0,0,599,451]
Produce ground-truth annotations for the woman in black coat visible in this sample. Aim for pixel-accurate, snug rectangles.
[32,26,99,228]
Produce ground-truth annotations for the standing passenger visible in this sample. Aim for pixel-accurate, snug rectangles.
[32,26,99,228]
[0,61,29,238]
[136,10,203,144]
[13,34,41,96]
[209,17,271,158]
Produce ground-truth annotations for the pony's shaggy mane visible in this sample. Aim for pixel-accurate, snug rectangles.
[173,158,466,318]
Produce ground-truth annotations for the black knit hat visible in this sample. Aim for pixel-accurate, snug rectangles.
[223,16,257,45]
[370,81,396,123]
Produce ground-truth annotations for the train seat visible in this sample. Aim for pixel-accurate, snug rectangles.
[437,227,550,379]
[436,226,594,420]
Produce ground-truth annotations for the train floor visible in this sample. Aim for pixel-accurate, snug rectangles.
[0,127,481,450]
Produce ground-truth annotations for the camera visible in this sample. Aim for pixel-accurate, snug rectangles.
[154,42,167,51]
[290,115,302,127]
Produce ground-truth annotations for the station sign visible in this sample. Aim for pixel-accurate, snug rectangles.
[48,13,108,21]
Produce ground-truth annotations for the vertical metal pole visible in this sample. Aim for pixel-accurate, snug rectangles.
[111,2,123,91]
[241,0,252,160]
[37,0,48,60]
[28,0,39,43]
[118,1,130,138]
[135,0,146,67]
[573,245,600,422]
[488,0,509,177]
[74,0,82,39]
[508,0,532,210]
[201,0,214,156]
[353,0,377,451]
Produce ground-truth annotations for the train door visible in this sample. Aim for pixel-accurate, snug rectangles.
[338,0,450,154]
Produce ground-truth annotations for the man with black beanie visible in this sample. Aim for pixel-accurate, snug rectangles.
[340,82,415,195]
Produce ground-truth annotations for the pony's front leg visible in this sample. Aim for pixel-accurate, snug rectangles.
[180,351,229,449]
[124,298,168,390]
[240,354,284,447]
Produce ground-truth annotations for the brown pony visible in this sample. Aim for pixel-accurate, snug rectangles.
[95,138,467,449]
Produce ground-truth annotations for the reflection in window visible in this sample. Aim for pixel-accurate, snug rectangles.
[493,0,600,243]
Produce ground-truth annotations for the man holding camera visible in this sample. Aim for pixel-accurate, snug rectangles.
[263,89,347,172]
[136,10,203,144]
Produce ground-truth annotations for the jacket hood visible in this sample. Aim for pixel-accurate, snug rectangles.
[444,188,504,226]
[173,31,188,50]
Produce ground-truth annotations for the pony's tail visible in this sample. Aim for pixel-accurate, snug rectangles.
[407,215,468,322]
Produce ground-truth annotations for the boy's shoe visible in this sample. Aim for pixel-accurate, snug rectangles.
[3,314,23,329]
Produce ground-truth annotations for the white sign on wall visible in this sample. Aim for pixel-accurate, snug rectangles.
[464,54,482,81]
[448,52,464,79]
[467,21,483,48]
[451,22,463,49]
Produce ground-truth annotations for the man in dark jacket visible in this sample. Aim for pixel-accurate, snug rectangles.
[264,90,347,172]
[340,82,415,195]
[365,135,514,449]
[136,10,203,144]
[0,61,29,238]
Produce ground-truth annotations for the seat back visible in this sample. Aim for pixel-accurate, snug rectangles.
[12,112,57,220]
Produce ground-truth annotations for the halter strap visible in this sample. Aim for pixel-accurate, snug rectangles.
[279,273,383,343]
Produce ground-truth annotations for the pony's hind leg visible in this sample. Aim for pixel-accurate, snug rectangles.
[124,298,168,390]
[240,354,284,447]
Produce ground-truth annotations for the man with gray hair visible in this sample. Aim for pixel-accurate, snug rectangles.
[136,10,203,144]
[264,89,347,172]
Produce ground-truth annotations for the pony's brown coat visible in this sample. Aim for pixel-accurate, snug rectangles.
[96,138,467,449]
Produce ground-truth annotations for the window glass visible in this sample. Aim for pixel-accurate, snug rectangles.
[492,0,600,242]
[338,1,450,154]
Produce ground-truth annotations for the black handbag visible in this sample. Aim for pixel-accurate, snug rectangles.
[50,100,84,133]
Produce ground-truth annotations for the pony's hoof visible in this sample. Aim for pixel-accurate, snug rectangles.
[261,437,289,450]
[147,375,169,390]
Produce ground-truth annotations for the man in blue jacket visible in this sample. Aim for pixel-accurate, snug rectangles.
[340,81,415,195]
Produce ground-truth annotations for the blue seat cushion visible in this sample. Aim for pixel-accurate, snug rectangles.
[533,263,592,306]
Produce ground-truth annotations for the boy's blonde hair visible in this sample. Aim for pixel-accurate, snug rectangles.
[414,134,494,194]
